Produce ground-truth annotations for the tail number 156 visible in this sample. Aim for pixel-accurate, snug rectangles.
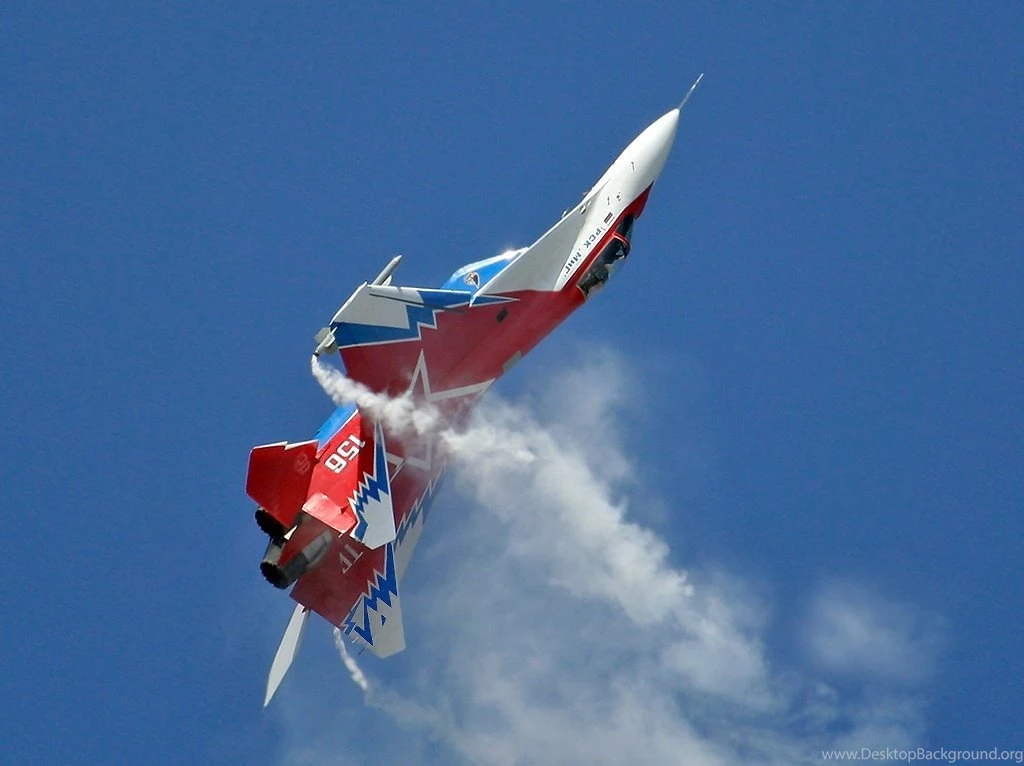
[324,435,366,473]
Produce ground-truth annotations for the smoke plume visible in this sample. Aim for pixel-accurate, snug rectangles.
[332,627,369,694]
[295,352,939,765]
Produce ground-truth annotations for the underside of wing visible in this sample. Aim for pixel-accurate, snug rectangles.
[339,542,406,658]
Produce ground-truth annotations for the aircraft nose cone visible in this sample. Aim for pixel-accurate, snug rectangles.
[635,108,680,183]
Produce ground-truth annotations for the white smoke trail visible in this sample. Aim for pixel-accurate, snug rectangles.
[443,393,695,626]
[332,626,369,694]
[298,352,937,765]
[311,355,728,685]
[311,356,440,440]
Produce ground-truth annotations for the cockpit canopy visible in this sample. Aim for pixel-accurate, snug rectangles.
[441,248,526,294]
[577,215,634,296]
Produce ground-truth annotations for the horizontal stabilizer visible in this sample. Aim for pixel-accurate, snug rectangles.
[264,603,309,707]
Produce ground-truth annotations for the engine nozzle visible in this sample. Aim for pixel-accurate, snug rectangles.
[260,529,336,590]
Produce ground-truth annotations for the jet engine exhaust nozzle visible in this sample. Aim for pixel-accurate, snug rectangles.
[261,529,336,590]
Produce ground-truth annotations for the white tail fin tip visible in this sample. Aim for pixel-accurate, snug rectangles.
[264,604,309,707]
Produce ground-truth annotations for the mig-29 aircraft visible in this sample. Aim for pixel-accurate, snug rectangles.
[248,77,701,705]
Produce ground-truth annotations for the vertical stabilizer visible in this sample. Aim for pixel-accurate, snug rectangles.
[264,603,309,707]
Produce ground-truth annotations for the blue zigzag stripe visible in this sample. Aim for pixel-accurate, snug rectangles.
[395,469,445,548]
[342,543,398,645]
[331,289,511,348]
[350,430,390,541]
[332,289,469,347]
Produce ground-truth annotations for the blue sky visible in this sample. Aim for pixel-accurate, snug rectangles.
[3,3,1022,764]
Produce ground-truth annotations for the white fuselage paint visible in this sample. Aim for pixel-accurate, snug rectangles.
[478,107,681,296]
[554,108,680,289]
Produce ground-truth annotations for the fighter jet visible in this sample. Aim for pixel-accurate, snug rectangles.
[247,77,701,706]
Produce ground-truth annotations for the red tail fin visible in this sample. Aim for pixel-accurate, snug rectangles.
[246,441,318,531]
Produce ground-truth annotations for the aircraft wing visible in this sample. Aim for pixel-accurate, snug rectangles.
[475,191,596,295]
[322,283,515,403]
